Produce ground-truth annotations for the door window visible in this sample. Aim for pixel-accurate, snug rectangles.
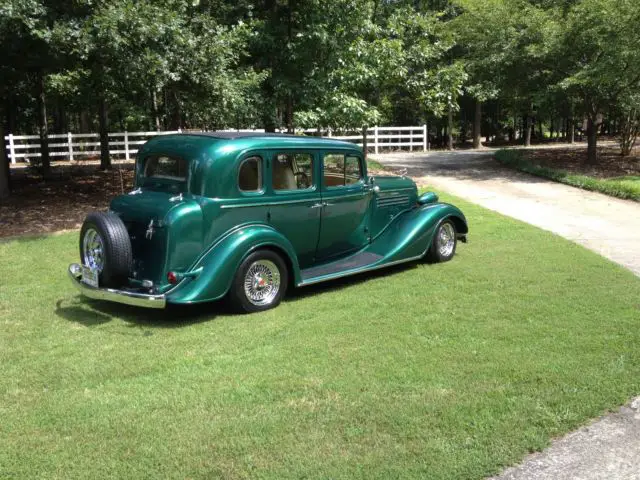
[238,156,263,192]
[273,153,314,191]
[323,154,363,188]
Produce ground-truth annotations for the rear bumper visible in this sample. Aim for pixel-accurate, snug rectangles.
[68,264,166,309]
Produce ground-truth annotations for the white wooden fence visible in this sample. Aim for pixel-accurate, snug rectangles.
[4,125,429,165]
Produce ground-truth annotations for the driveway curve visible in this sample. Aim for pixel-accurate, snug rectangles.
[373,149,640,276]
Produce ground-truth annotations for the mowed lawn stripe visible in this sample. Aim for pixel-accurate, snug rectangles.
[1,192,639,479]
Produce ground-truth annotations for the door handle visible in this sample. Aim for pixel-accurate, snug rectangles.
[309,202,333,209]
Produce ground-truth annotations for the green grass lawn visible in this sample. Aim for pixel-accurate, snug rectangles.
[2,193,640,479]
[495,149,640,201]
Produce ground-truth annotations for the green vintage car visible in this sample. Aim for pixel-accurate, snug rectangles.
[68,132,468,312]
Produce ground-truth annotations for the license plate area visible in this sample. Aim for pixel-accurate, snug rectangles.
[81,265,99,288]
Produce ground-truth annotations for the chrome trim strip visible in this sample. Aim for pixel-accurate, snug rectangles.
[297,254,423,287]
[220,198,316,208]
[322,192,367,200]
[377,198,409,203]
[68,264,166,309]
[374,187,416,193]
[377,197,409,205]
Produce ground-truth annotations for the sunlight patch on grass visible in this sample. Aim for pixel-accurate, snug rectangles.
[1,194,640,479]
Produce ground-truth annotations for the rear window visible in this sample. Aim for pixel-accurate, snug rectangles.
[143,155,187,181]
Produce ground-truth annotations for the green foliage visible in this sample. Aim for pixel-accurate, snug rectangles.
[2,0,640,150]
[495,149,640,201]
[553,0,640,114]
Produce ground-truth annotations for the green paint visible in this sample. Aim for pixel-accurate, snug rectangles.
[105,134,468,305]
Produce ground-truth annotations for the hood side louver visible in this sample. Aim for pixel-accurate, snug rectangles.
[376,194,410,208]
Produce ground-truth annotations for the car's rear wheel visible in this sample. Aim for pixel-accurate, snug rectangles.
[426,219,457,263]
[229,250,288,313]
[79,212,132,287]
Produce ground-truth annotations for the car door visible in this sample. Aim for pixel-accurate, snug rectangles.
[266,150,322,268]
[316,152,371,260]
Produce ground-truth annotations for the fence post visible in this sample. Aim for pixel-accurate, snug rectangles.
[374,126,379,154]
[67,132,74,161]
[423,124,428,151]
[124,131,130,161]
[8,133,16,164]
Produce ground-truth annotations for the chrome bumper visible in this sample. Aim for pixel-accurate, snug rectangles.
[68,264,166,309]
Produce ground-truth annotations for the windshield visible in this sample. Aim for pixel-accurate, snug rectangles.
[139,155,189,193]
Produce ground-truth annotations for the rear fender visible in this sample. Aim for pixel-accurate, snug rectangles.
[166,224,300,304]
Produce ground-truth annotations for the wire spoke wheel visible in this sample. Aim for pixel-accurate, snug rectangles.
[82,228,105,272]
[243,260,281,306]
[438,222,456,258]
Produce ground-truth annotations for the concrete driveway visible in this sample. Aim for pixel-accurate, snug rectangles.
[373,149,640,276]
[374,148,640,479]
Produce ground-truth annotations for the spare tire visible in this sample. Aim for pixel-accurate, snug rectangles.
[79,212,132,288]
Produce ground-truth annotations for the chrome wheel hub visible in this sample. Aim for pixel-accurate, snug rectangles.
[244,260,281,306]
[82,228,105,272]
[438,223,455,257]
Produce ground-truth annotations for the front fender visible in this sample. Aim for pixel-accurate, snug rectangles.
[166,224,300,304]
[370,203,468,262]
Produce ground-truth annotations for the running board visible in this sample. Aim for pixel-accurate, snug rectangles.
[300,251,383,285]
[298,251,425,287]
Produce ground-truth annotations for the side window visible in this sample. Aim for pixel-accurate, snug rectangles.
[323,153,363,187]
[238,156,262,192]
[273,152,314,191]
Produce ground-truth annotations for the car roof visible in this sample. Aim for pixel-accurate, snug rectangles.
[186,131,295,140]
[173,131,359,149]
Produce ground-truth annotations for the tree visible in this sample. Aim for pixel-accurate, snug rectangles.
[553,0,640,163]
[0,116,9,199]
[616,92,640,157]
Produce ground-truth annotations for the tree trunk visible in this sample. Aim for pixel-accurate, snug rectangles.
[0,119,9,199]
[537,119,543,141]
[619,110,639,157]
[152,88,161,131]
[447,105,453,150]
[169,87,181,130]
[473,99,482,149]
[524,116,532,146]
[98,93,111,170]
[568,118,575,143]
[37,71,50,178]
[286,95,294,133]
[586,116,598,164]
[362,127,368,159]
[80,110,90,133]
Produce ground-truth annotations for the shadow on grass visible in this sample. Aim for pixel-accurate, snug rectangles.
[54,297,232,329]
[55,261,423,327]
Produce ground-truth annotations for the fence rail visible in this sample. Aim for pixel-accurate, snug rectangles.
[4,126,429,165]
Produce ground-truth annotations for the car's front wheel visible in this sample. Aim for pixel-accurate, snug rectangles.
[228,250,288,313]
[426,219,457,263]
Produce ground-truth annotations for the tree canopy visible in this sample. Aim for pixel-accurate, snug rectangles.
[2,0,640,189]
